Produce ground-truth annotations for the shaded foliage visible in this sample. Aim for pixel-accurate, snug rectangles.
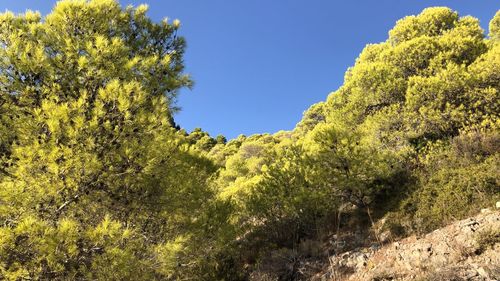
[0,3,498,280]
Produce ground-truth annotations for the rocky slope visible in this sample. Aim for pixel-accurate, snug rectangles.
[315,210,500,281]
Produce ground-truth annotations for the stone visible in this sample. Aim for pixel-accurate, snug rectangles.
[326,212,500,281]
[379,231,391,244]
[465,270,478,279]
[369,243,380,251]
[463,219,478,227]
[476,267,489,278]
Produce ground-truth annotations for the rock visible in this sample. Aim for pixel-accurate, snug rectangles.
[480,208,490,213]
[339,211,500,281]
[476,267,489,278]
[465,269,478,279]
[496,201,500,209]
[463,219,479,227]
[369,243,380,251]
[423,243,432,252]
[355,254,368,268]
[379,231,391,243]
[462,219,480,232]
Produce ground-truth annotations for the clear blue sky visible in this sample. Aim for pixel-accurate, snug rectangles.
[3,1,499,139]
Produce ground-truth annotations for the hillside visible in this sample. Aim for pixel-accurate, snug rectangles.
[247,209,499,280]
[0,2,498,280]
[323,209,499,281]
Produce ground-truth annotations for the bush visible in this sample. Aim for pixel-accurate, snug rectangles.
[475,227,500,254]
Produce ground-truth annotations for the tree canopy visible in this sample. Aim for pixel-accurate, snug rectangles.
[0,3,498,280]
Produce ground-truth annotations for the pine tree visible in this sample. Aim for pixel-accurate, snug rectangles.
[0,1,214,279]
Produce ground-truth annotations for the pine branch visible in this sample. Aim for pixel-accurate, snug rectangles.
[0,167,16,179]
[56,194,79,213]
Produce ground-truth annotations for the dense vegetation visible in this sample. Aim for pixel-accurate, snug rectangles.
[0,1,498,280]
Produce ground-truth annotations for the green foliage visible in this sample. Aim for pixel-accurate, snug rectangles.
[294,102,326,136]
[245,142,337,244]
[214,134,283,203]
[204,8,499,276]
[490,10,500,41]
[0,1,219,279]
[475,227,500,254]
[389,7,459,45]
[186,127,221,152]
[407,126,499,232]
[0,3,498,280]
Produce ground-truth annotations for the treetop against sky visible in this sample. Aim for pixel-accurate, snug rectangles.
[3,0,499,139]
